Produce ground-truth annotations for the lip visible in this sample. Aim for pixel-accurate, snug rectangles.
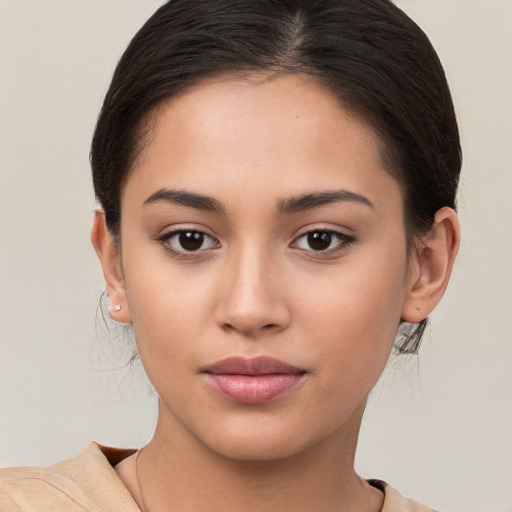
[203,356,305,405]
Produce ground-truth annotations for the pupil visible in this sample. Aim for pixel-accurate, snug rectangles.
[179,231,204,251]
[308,232,331,251]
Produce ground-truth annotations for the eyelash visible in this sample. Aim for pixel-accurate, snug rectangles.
[292,229,356,256]
[156,228,355,259]
[156,229,219,259]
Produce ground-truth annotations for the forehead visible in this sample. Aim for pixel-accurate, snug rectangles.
[124,73,403,216]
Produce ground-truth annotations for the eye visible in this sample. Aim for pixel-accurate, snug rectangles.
[294,230,354,252]
[162,230,218,253]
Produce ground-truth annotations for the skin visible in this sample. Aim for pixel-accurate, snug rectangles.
[92,73,459,511]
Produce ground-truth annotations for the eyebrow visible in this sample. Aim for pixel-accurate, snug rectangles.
[278,190,374,215]
[143,187,373,216]
[143,188,225,214]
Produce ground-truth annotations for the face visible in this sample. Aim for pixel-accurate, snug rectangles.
[115,74,416,461]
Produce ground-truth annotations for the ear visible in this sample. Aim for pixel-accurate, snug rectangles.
[91,210,132,323]
[401,207,460,323]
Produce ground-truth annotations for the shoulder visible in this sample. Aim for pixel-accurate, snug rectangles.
[370,479,440,512]
[0,442,139,512]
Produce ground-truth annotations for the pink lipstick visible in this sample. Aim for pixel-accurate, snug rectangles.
[203,356,305,404]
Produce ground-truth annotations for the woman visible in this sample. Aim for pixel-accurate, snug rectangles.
[0,0,460,510]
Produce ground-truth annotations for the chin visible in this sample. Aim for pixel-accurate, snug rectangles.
[194,416,328,463]
[209,436,307,462]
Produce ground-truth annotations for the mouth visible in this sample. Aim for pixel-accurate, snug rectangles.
[202,356,306,405]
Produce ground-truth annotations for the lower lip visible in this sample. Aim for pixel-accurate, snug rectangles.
[206,374,304,404]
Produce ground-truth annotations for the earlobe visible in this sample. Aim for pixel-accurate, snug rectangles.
[91,210,132,323]
[401,207,460,323]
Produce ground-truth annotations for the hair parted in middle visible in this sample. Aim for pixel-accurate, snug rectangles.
[91,0,461,353]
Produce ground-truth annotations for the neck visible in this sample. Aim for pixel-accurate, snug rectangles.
[133,401,382,512]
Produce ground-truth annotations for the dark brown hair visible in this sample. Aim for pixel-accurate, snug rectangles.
[91,0,461,353]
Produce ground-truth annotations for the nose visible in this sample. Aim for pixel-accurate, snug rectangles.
[215,246,291,338]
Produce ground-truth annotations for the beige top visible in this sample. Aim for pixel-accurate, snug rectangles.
[0,442,436,511]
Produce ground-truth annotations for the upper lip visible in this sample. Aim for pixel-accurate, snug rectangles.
[203,356,304,376]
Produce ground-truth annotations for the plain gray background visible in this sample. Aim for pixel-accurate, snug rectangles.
[1,1,511,511]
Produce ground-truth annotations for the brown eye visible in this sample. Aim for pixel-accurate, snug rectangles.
[163,230,218,253]
[307,232,332,251]
[179,231,204,251]
[294,230,354,253]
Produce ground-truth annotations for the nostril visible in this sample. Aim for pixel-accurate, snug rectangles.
[219,320,283,337]
[223,323,274,332]
[221,323,237,332]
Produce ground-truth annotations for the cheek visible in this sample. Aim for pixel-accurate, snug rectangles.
[122,252,215,376]
[295,252,407,384]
